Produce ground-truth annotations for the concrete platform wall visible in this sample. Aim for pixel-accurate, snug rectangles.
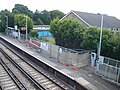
[58,50,89,68]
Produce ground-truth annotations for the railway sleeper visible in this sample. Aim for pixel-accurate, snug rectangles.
[30,72,39,76]
[46,84,58,89]
[2,83,16,88]
[39,79,49,83]
[42,81,52,86]
[36,77,45,81]
[33,75,43,79]
[3,85,18,90]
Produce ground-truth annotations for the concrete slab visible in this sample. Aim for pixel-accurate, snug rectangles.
[76,77,90,86]
[46,60,58,67]
[61,69,72,74]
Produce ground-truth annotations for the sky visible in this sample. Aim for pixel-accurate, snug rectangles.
[0,0,120,19]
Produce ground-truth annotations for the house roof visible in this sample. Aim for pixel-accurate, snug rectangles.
[62,10,120,28]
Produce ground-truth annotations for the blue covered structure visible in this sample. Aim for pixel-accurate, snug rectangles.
[33,25,52,38]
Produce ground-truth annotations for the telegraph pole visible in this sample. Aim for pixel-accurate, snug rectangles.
[5,16,8,35]
[25,16,28,40]
[98,14,103,60]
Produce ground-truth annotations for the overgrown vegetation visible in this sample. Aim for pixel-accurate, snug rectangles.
[0,4,65,32]
[14,14,33,34]
[50,18,120,60]
[29,30,38,39]
[50,18,85,48]
[1,4,120,60]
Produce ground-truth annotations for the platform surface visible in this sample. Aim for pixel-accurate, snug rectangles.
[0,34,119,90]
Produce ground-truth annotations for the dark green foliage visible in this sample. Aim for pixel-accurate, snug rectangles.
[29,30,38,39]
[50,10,65,20]
[12,4,33,18]
[81,26,99,50]
[11,4,65,25]
[33,10,43,25]
[14,14,33,31]
[101,31,120,60]
[0,4,65,33]
[40,10,51,25]
[0,9,15,32]
[33,9,65,25]
[50,18,85,48]
[50,18,120,60]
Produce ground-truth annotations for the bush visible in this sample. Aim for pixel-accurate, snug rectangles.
[29,30,38,39]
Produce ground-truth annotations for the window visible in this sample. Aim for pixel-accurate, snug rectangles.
[116,28,118,31]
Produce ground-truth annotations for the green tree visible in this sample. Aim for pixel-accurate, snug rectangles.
[0,9,15,32]
[50,17,60,44]
[50,10,64,20]
[101,30,120,59]
[12,4,33,18]
[33,9,64,25]
[114,36,120,59]
[50,18,120,60]
[35,18,43,25]
[81,26,99,50]
[33,10,42,24]
[50,18,84,48]
[29,30,38,39]
[14,14,33,33]
[39,10,51,25]
[81,26,120,60]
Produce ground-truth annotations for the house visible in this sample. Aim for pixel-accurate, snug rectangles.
[61,10,120,32]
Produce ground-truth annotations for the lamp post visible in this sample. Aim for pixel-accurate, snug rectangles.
[5,16,8,35]
[24,15,28,40]
[0,16,1,22]
[98,14,104,60]
[96,14,104,72]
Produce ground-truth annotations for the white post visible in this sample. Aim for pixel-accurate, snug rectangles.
[98,14,103,61]
[5,16,8,35]
[26,16,28,40]
[96,14,103,72]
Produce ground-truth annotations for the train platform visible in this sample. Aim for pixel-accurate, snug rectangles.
[0,34,119,90]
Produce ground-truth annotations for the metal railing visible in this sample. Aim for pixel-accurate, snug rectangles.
[96,57,120,86]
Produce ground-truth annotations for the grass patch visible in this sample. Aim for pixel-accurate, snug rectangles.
[48,40,55,44]
[41,37,56,44]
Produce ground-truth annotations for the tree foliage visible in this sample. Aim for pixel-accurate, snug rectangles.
[40,10,51,25]
[0,4,65,33]
[33,10,43,25]
[11,4,65,25]
[29,30,38,38]
[0,9,15,32]
[12,4,33,18]
[50,18,120,60]
[33,9,65,25]
[81,26,99,50]
[50,18,85,48]
[14,14,33,30]
[50,10,64,20]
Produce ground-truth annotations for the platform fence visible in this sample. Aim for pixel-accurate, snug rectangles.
[96,57,120,86]
[24,37,90,68]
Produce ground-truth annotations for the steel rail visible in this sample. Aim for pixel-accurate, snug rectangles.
[0,58,27,90]
[0,48,46,90]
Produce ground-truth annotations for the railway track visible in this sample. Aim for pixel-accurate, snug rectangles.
[0,42,72,90]
[0,62,20,90]
[0,51,38,90]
